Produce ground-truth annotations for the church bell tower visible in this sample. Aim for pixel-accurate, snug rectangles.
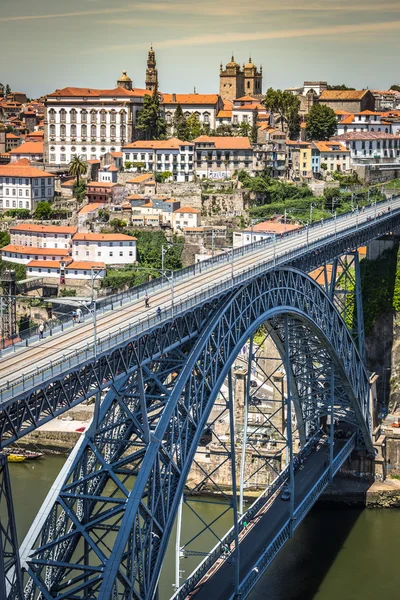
[145,46,158,92]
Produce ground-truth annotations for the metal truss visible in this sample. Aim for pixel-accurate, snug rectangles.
[13,267,372,600]
[0,454,23,600]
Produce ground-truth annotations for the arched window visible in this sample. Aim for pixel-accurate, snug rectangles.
[91,125,97,138]
[110,125,116,138]
[81,110,87,123]
[110,110,116,123]
[50,124,55,136]
[247,81,250,89]
[81,124,87,137]
[100,110,106,123]
[184,111,190,118]
[48,109,56,123]
[70,109,77,123]
[203,112,210,125]
[60,124,66,137]
[60,109,66,123]
[91,110,97,123]
[71,124,77,137]
[120,110,126,124]
[101,125,106,138]
[165,111,172,124]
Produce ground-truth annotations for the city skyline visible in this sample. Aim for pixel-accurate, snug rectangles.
[1,0,400,97]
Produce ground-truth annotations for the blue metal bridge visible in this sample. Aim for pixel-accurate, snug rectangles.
[1,196,399,600]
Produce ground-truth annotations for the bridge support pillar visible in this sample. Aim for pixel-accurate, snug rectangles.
[0,454,23,600]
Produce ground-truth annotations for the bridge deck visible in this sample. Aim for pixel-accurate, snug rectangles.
[188,437,348,600]
[2,197,399,397]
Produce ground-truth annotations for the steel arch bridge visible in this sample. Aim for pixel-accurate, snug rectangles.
[9,267,371,600]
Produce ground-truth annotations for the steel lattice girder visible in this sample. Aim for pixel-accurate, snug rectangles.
[18,267,373,600]
[1,209,399,446]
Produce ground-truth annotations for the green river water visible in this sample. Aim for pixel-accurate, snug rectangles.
[7,455,400,600]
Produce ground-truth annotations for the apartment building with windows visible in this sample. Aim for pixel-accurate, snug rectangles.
[0,161,55,212]
[162,94,223,132]
[72,232,137,265]
[332,132,400,164]
[193,136,253,178]
[311,141,351,174]
[9,224,76,248]
[44,73,147,166]
[122,138,195,182]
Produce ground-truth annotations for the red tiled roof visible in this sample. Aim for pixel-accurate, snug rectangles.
[0,163,54,178]
[10,224,76,234]
[194,135,251,150]
[27,260,71,269]
[127,174,154,183]
[87,181,118,188]
[174,206,201,214]
[124,137,188,150]
[243,221,300,234]
[1,245,70,256]
[9,141,43,155]
[313,142,349,153]
[332,132,400,140]
[161,94,219,105]
[319,90,371,101]
[47,87,148,99]
[73,233,136,241]
[78,203,105,214]
[65,261,106,270]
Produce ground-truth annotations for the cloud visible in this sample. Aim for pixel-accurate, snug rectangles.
[1,0,399,22]
[105,20,400,51]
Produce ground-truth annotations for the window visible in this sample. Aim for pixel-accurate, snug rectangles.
[70,109,77,123]
[60,124,66,137]
[109,251,113,257]
[60,154,66,163]
[91,110,97,123]
[91,125,97,138]
[81,110,87,123]
[81,124,87,137]
[60,109,66,123]
[71,124,77,137]
[50,124,56,136]
[49,109,56,123]
[101,125,106,138]
[110,110,116,123]
[119,251,123,256]
[101,110,106,123]
[110,125,116,138]
[203,113,210,125]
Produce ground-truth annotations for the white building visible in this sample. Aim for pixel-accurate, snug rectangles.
[336,111,393,136]
[9,141,44,163]
[312,141,351,174]
[122,138,195,182]
[162,94,223,132]
[233,220,301,248]
[173,207,201,231]
[65,261,106,280]
[26,259,106,281]
[0,162,55,212]
[1,245,70,264]
[98,164,119,183]
[332,132,400,163]
[44,74,147,166]
[10,224,77,249]
[72,232,137,265]
[193,136,253,178]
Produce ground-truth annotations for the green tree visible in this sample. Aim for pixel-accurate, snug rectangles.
[251,108,259,143]
[34,201,52,220]
[5,84,11,96]
[327,84,356,91]
[0,231,10,248]
[73,181,87,203]
[306,104,337,141]
[238,121,250,137]
[390,84,400,92]
[155,171,172,183]
[263,88,301,139]
[186,113,202,140]
[173,104,189,140]
[109,218,127,230]
[68,154,88,187]
[5,209,30,219]
[135,86,167,140]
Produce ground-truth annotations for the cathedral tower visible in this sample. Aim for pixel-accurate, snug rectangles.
[219,56,244,102]
[145,46,158,92]
[243,58,263,98]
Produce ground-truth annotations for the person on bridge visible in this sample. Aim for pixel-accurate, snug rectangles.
[145,294,150,308]
[76,307,82,323]
[38,323,44,340]
[157,307,161,318]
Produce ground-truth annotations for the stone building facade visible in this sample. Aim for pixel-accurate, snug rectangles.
[145,46,158,92]
[219,56,262,101]
[318,89,376,113]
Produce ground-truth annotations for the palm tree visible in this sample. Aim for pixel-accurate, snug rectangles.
[68,154,88,187]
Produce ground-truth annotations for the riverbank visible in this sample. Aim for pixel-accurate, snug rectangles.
[320,476,400,507]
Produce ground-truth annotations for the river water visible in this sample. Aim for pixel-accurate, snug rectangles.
[7,455,400,600]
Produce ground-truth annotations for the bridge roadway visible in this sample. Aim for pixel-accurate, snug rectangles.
[1,196,399,393]
[187,437,347,600]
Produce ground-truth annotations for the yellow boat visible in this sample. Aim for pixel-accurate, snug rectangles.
[7,454,26,463]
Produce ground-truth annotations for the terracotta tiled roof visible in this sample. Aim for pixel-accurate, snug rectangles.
[0,164,54,178]
[78,203,105,214]
[313,142,349,153]
[194,136,251,150]
[242,221,300,234]
[319,90,371,101]
[124,138,188,150]
[235,95,259,102]
[6,133,22,139]
[234,103,265,111]
[127,174,155,183]
[66,261,106,270]
[161,94,219,105]
[100,164,119,172]
[10,224,77,234]
[87,181,118,188]
[110,151,123,157]
[332,132,400,140]
[47,87,149,99]
[174,206,201,214]
[9,141,43,155]
[86,159,101,164]
[1,245,70,256]
[126,194,145,200]
[340,115,355,124]
[216,110,232,118]
[73,233,136,242]
[27,260,70,269]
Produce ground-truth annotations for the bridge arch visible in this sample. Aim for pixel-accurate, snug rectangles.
[24,268,372,600]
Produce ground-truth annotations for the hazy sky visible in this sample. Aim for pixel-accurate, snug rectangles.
[1,0,400,98]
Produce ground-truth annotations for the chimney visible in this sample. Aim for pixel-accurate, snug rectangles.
[172,93,176,102]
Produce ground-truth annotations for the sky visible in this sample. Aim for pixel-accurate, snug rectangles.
[1,0,400,98]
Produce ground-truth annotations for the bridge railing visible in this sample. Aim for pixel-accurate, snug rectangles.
[2,196,398,356]
[232,434,356,600]
[1,200,400,401]
[172,430,325,600]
